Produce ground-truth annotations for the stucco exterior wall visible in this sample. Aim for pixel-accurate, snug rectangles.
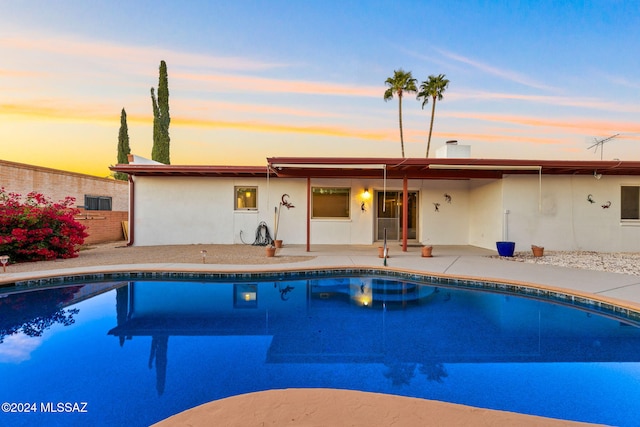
[132,176,311,246]
[419,180,471,245]
[129,173,640,252]
[130,176,484,247]
[503,174,640,252]
[468,179,504,250]
[308,177,372,245]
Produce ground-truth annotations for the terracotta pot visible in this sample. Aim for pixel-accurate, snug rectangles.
[377,246,389,258]
[531,245,544,257]
[421,245,433,257]
[274,239,283,248]
[265,246,276,257]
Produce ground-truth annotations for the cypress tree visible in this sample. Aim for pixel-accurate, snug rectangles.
[151,60,170,164]
[114,108,131,181]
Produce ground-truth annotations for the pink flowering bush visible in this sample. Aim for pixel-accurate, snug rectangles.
[0,188,88,263]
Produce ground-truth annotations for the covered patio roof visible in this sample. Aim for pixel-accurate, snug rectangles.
[267,157,640,179]
[109,163,270,177]
[110,157,640,179]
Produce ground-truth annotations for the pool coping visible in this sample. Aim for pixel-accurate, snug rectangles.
[3,264,640,326]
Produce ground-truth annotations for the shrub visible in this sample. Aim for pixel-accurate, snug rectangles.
[0,188,88,263]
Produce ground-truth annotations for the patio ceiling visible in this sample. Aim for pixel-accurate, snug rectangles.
[110,157,640,179]
[267,157,640,179]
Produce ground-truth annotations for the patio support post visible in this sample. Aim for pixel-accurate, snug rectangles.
[126,175,135,246]
[402,175,408,252]
[306,176,311,252]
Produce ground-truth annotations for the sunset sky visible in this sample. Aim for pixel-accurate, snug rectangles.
[2,1,640,177]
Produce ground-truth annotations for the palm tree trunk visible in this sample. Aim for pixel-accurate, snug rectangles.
[398,96,405,157]
[426,97,437,157]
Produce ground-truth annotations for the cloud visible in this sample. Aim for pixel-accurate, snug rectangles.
[0,101,391,140]
[174,72,380,98]
[435,48,555,91]
[173,116,390,140]
[447,90,640,114]
[0,333,42,363]
[402,45,554,90]
[1,30,381,100]
[444,111,640,135]
[0,68,43,78]
[600,73,640,91]
[0,102,127,124]
[0,31,289,74]
[172,99,344,119]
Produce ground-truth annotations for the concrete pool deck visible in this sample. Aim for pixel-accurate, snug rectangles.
[3,243,640,312]
[1,242,635,426]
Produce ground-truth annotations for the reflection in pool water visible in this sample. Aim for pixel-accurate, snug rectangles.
[1,277,640,426]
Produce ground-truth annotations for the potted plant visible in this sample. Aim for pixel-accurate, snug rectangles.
[496,241,515,257]
[265,245,276,257]
[421,245,433,257]
[531,245,544,257]
[496,210,515,257]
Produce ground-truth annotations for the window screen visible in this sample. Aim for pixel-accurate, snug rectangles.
[621,186,640,220]
[312,187,350,218]
[84,195,112,211]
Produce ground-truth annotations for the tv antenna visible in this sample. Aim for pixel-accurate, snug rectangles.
[587,134,619,160]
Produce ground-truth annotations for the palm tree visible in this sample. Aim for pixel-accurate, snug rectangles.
[384,69,417,158]
[417,74,449,157]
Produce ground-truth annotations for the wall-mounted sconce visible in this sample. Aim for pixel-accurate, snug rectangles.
[594,170,602,180]
[361,188,370,212]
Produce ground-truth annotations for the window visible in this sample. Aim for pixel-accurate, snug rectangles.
[621,186,640,220]
[234,284,258,308]
[312,187,350,218]
[84,195,112,211]
[235,187,257,210]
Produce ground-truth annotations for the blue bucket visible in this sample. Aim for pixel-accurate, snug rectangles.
[496,241,515,257]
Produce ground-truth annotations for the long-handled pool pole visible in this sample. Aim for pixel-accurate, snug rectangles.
[383,228,388,266]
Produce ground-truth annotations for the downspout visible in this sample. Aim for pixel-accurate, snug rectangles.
[383,165,387,212]
[126,175,135,246]
[402,175,408,252]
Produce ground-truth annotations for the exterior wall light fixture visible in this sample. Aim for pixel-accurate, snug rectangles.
[361,188,370,212]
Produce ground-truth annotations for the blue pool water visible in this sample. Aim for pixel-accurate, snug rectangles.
[1,276,640,426]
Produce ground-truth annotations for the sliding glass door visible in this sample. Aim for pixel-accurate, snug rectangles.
[375,191,418,241]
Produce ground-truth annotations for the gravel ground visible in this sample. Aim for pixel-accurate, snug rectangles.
[2,241,315,274]
[494,250,640,276]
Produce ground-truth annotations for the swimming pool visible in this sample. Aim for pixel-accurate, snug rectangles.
[1,272,640,426]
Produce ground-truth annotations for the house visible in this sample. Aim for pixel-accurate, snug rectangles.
[1,159,128,244]
[110,148,640,252]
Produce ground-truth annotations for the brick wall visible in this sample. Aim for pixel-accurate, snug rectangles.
[1,159,129,244]
[76,210,128,244]
[0,159,128,211]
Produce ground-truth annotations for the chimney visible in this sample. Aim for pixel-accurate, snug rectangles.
[436,140,471,158]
